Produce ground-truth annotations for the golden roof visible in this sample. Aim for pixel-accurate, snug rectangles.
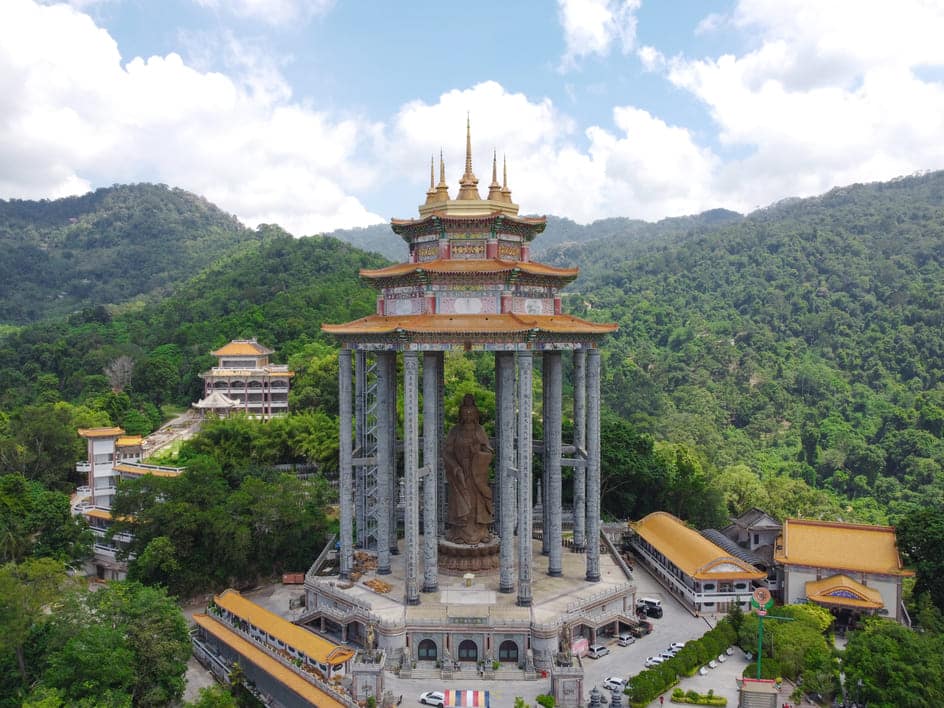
[192,614,347,708]
[360,258,578,280]
[77,427,125,438]
[631,512,766,581]
[214,589,355,665]
[804,574,884,610]
[115,436,143,447]
[774,519,913,576]
[83,508,132,523]
[322,312,618,338]
[114,463,183,478]
[211,340,273,356]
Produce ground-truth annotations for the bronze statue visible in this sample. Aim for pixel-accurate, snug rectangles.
[443,394,494,544]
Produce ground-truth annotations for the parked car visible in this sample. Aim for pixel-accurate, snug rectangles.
[602,677,627,692]
[587,644,610,659]
[419,691,445,707]
[708,659,718,669]
[631,620,653,637]
[658,651,676,661]
[617,632,635,646]
[669,642,686,651]
[717,653,727,663]
[644,656,665,668]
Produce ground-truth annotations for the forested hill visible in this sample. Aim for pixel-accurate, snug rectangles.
[550,171,944,519]
[323,209,744,262]
[0,184,257,325]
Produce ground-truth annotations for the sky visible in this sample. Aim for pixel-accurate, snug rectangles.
[2,0,944,236]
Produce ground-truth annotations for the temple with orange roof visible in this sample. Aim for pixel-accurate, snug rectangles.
[196,338,293,420]
[310,122,620,686]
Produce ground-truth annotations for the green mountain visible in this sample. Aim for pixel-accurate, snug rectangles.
[0,184,257,325]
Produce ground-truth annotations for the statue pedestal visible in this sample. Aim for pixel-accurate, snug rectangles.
[437,536,501,575]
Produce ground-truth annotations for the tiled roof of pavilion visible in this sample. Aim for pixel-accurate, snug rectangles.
[359,258,578,282]
[77,427,125,438]
[321,312,618,338]
[774,518,913,576]
[631,511,766,581]
[804,574,884,610]
[211,339,273,356]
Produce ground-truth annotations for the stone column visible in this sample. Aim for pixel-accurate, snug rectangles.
[376,351,393,575]
[516,350,534,607]
[437,355,447,537]
[403,352,420,605]
[422,351,440,592]
[572,348,587,552]
[497,352,516,593]
[586,348,602,582]
[544,351,563,577]
[386,353,399,558]
[541,364,549,556]
[338,349,354,580]
[354,350,367,549]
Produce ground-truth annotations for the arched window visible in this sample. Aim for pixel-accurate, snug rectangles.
[498,640,518,663]
[417,639,437,660]
[457,640,478,661]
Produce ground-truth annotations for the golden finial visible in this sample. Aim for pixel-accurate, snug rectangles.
[500,154,513,203]
[434,150,450,202]
[487,149,502,201]
[456,114,481,200]
[424,155,437,205]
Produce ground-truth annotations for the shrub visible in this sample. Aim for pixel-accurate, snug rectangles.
[536,695,555,708]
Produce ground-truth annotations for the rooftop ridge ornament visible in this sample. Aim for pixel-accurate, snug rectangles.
[434,150,450,202]
[456,114,481,200]
[501,154,513,204]
[487,150,503,201]
[424,155,437,205]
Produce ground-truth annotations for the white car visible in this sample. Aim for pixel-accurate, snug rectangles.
[708,659,718,669]
[419,691,445,707]
[644,656,665,668]
[602,676,627,692]
[587,644,610,659]
[717,653,727,663]
[669,642,686,651]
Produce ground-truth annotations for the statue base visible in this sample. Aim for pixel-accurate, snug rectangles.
[437,535,501,575]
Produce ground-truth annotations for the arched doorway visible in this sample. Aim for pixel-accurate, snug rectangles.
[457,639,478,662]
[498,640,518,663]
[417,639,437,661]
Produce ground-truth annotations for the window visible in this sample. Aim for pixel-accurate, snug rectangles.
[457,640,478,661]
[418,639,437,660]
[753,533,759,545]
[498,640,518,662]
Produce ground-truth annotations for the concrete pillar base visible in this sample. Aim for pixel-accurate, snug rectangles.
[516,598,532,607]
[585,573,600,582]
[406,597,420,606]
[422,583,439,593]
[548,569,563,578]
[377,567,391,576]
[499,584,515,594]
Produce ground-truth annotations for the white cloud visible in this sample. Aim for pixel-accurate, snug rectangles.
[0,0,382,234]
[193,0,335,27]
[558,0,641,71]
[386,82,722,223]
[663,0,944,209]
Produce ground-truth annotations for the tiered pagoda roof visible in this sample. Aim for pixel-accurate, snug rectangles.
[323,120,616,350]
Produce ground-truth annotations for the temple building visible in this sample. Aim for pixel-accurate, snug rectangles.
[303,122,625,702]
[197,339,293,419]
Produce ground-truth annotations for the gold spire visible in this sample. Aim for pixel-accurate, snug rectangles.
[500,154,513,203]
[424,155,437,205]
[456,114,481,200]
[433,150,450,202]
[487,149,502,201]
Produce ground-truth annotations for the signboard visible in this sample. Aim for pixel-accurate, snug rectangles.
[750,587,774,614]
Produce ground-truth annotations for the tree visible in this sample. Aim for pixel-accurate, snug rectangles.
[896,506,944,612]
[187,685,238,707]
[0,558,69,681]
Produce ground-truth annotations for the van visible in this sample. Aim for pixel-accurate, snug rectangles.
[636,597,662,609]
[587,644,610,659]
[617,632,635,646]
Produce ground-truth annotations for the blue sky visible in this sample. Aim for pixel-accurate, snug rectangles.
[2,0,944,235]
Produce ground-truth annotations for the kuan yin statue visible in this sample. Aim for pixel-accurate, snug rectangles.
[443,394,494,544]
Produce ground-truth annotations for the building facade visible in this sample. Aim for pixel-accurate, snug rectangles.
[198,339,293,419]
[305,123,624,683]
[775,518,914,625]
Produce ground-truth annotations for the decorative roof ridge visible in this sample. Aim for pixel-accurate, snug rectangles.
[358,258,579,279]
[456,114,480,200]
[784,518,897,533]
[391,211,547,227]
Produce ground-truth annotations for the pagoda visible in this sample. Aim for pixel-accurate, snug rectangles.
[314,122,622,679]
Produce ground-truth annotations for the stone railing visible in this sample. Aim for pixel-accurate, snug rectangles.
[305,533,338,582]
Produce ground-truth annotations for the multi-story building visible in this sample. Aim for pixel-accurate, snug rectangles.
[76,426,182,580]
[198,339,293,419]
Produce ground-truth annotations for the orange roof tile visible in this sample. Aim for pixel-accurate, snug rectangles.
[211,340,273,356]
[84,508,114,521]
[774,519,913,576]
[214,590,355,665]
[322,313,618,337]
[115,436,143,447]
[192,614,348,708]
[360,258,578,280]
[804,574,884,610]
[77,427,125,438]
[631,512,766,581]
[114,462,183,478]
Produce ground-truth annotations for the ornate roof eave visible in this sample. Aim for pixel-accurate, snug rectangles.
[360,258,577,281]
[391,211,547,242]
[321,313,618,341]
